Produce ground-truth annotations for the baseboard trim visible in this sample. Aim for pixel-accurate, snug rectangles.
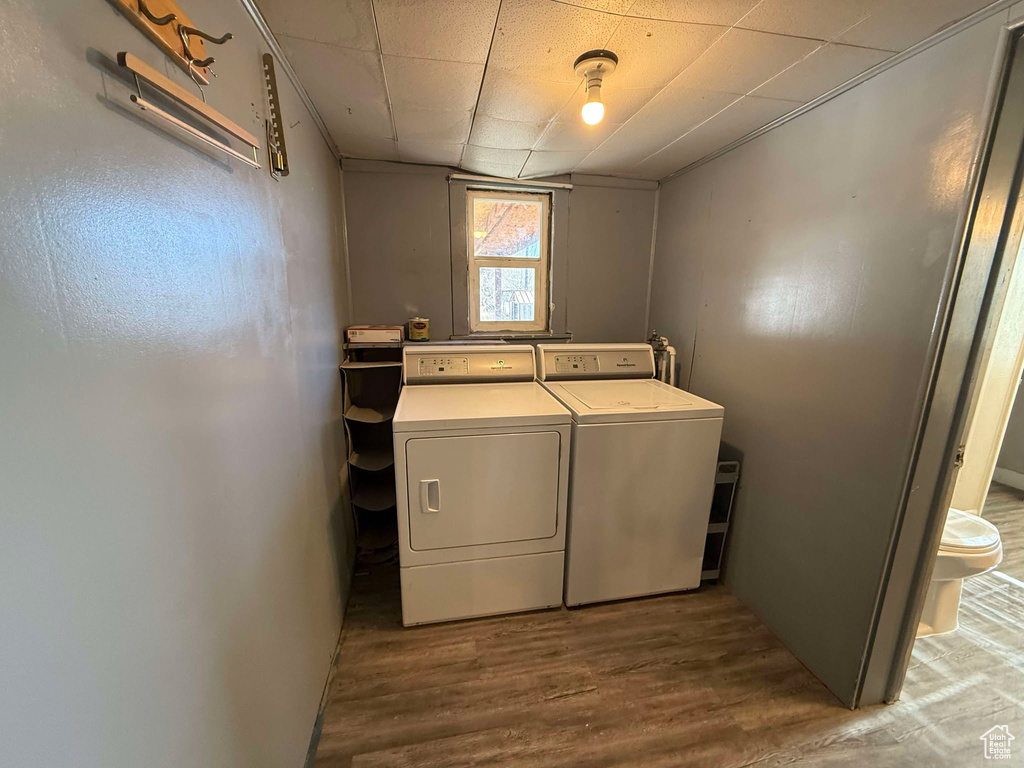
[993,466,1024,491]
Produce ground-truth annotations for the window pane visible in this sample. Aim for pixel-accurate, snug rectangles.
[478,267,535,322]
[473,198,542,259]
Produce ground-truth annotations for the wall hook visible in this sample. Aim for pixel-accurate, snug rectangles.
[137,0,175,25]
[178,25,233,45]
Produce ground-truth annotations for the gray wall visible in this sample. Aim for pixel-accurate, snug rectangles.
[342,162,656,342]
[998,384,1024,474]
[344,163,456,339]
[567,182,657,342]
[0,1,352,766]
[648,13,1006,704]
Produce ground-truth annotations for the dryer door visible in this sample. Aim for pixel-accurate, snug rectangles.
[405,431,561,550]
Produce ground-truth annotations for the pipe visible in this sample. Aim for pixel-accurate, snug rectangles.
[666,346,677,388]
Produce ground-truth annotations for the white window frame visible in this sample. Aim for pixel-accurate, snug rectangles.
[467,189,551,333]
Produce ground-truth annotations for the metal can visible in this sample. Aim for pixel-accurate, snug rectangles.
[408,317,430,341]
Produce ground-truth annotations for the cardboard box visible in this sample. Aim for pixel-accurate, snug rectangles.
[345,325,404,343]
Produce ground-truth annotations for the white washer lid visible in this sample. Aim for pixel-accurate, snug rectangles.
[543,379,723,424]
[394,381,571,432]
[940,508,1000,552]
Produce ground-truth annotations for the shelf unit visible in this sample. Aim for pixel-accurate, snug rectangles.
[701,460,741,581]
[341,343,403,564]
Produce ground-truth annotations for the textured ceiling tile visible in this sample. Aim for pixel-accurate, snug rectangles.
[836,0,995,51]
[469,116,550,149]
[279,35,388,104]
[256,0,378,51]
[399,142,464,165]
[461,160,526,178]
[316,97,395,142]
[626,0,762,26]
[599,86,663,122]
[535,119,622,151]
[737,0,876,41]
[521,150,592,177]
[752,43,891,102]
[277,35,393,139]
[604,16,727,90]
[575,148,650,176]
[597,87,739,155]
[336,134,400,160]
[477,71,578,122]
[637,94,801,178]
[384,55,484,112]
[673,28,821,95]
[487,0,622,84]
[463,145,531,167]
[374,0,501,63]
[393,107,473,143]
[557,0,634,13]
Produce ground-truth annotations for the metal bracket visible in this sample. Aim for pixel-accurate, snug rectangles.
[262,53,289,177]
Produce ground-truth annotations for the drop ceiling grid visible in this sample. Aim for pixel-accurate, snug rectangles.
[371,0,400,153]
[569,5,891,178]
[457,0,510,173]
[373,0,502,164]
[258,0,1007,180]
[516,0,641,177]
[474,0,898,179]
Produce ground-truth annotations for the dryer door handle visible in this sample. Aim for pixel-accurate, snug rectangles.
[419,479,441,513]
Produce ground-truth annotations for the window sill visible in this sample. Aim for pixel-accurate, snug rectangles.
[449,332,573,342]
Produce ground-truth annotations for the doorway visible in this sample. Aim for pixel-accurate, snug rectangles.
[861,18,1024,708]
[903,233,1024,714]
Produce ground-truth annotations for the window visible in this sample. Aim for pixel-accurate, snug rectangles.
[467,190,550,332]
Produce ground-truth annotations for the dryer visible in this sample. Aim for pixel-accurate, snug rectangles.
[537,343,724,606]
[394,345,571,626]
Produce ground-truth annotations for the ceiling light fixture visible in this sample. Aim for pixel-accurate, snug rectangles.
[574,49,618,126]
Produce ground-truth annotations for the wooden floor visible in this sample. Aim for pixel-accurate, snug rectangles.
[314,484,1024,767]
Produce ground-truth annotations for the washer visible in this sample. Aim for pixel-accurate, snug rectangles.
[537,343,724,606]
[394,345,571,626]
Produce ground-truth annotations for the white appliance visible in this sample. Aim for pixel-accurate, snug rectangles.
[537,343,724,606]
[393,345,571,626]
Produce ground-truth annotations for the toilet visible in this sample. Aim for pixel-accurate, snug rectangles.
[917,508,1003,637]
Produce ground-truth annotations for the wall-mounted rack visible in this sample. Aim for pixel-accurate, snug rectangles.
[110,0,233,85]
[118,52,260,168]
[262,54,289,177]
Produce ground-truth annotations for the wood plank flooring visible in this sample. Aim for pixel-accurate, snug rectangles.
[314,484,1024,767]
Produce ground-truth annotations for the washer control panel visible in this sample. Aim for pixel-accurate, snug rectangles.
[404,345,536,384]
[537,344,656,381]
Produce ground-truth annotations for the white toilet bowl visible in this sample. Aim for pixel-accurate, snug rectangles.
[917,508,1002,638]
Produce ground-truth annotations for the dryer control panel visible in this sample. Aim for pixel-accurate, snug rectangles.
[416,355,469,377]
[537,344,656,381]
[404,345,536,384]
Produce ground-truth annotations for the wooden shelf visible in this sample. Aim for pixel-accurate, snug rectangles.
[345,404,396,424]
[350,449,395,472]
[341,360,403,369]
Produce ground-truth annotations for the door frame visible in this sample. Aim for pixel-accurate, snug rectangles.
[856,17,1024,706]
